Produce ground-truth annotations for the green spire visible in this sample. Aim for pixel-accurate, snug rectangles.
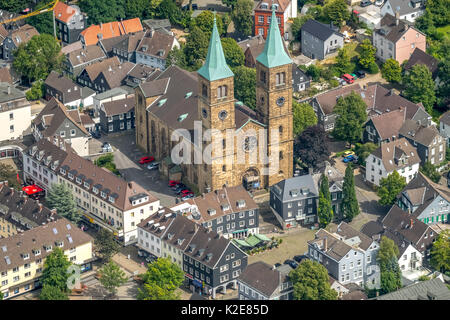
[197,14,234,81]
[256,6,292,68]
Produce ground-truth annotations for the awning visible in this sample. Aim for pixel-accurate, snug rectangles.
[254,234,271,242]
[22,185,43,195]
[192,279,203,288]
[232,228,248,234]
[233,239,252,248]
[245,235,262,247]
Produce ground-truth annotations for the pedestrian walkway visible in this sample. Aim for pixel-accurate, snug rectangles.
[112,252,147,275]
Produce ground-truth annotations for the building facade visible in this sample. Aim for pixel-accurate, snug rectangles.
[300,19,344,60]
[53,1,86,45]
[0,83,31,142]
[99,96,135,133]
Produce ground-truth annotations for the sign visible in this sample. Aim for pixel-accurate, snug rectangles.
[192,279,203,288]
[185,273,193,280]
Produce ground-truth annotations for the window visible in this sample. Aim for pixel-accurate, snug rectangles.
[258,15,264,23]
[276,72,285,85]
[9,113,13,120]
[70,129,76,136]
[9,125,14,133]
[217,85,227,98]
[260,70,266,83]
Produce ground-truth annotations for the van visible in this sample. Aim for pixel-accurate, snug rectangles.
[341,74,355,84]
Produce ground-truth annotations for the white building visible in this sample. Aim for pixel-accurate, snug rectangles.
[0,83,31,141]
[365,138,420,186]
[380,0,425,23]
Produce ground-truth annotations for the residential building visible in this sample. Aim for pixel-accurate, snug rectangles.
[182,224,248,299]
[141,19,172,33]
[397,172,450,226]
[359,9,382,30]
[170,186,259,239]
[398,119,446,166]
[376,277,450,300]
[110,31,145,63]
[238,35,290,69]
[307,222,381,289]
[363,107,406,145]
[137,207,176,258]
[380,0,425,23]
[238,261,294,300]
[373,13,426,63]
[2,24,39,61]
[22,138,160,245]
[63,45,107,78]
[340,283,368,300]
[44,71,95,109]
[0,83,31,141]
[79,18,143,46]
[0,218,93,299]
[124,64,158,88]
[300,19,344,60]
[254,0,297,40]
[92,87,131,117]
[135,29,180,70]
[135,12,293,193]
[0,181,61,238]
[365,138,420,186]
[99,96,135,133]
[311,84,431,132]
[439,111,450,147]
[53,1,86,45]
[292,65,311,92]
[0,67,12,85]
[270,174,319,229]
[403,48,440,81]
[31,98,91,157]
[312,162,344,219]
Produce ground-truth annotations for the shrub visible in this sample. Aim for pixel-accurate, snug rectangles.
[320,68,333,81]
[306,64,322,81]
[368,61,379,74]
[26,80,44,101]
[328,79,339,88]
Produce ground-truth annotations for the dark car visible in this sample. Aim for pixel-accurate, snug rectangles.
[356,70,366,78]
[91,131,101,139]
[360,0,372,6]
[284,259,299,269]
[274,263,282,268]
[447,171,450,188]
[293,255,307,263]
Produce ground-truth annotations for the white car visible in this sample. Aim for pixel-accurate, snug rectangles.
[147,162,160,170]
[375,0,384,6]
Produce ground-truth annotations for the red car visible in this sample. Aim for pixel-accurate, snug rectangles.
[139,156,155,164]
[180,189,191,195]
[169,180,180,187]
[341,74,355,84]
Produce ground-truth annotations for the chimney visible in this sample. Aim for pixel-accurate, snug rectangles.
[9,187,14,196]
[7,85,11,95]
[38,203,43,213]
[100,22,103,29]
[308,167,313,175]
[323,237,328,251]
[389,89,394,96]
[395,12,400,26]
[410,218,414,229]
[150,28,154,37]
[50,208,57,216]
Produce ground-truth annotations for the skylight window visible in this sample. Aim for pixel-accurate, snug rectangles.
[53,228,58,235]
[157,98,167,107]
[178,113,188,122]
[185,92,192,99]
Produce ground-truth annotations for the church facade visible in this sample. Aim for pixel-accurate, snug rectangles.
[135,10,293,193]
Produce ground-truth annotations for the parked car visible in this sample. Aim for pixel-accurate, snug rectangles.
[343,150,355,157]
[349,73,358,79]
[343,154,358,163]
[176,188,191,195]
[274,263,282,268]
[102,142,112,152]
[181,193,194,200]
[356,70,366,78]
[169,180,180,187]
[284,259,299,269]
[77,222,89,232]
[293,255,308,263]
[139,156,155,164]
[360,0,372,6]
[91,131,101,139]
[147,162,160,170]
[172,184,186,191]
[341,74,355,84]
[145,255,157,263]
[375,0,384,6]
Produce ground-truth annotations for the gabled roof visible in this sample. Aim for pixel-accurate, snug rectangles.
[83,56,120,82]
[0,67,12,84]
[403,48,439,78]
[44,71,85,104]
[127,64,156,80]
[162,215,198,252]
[99,61,135,89]
[8,24,39,47]
[376,14,423,43]
[398,119,442,147]
[101,96,135,117]
[80,18,143,46]
[335,222,374,251]
[53,1,79,24]
[255,0,292,13]
[67,45,106,68]
[383,0,425,17]
[271,174,318,202]
[136,29,176,60]
[137,207,176,237]
[309,229,353,261]
[440,111,450,126]
[301,19,341,41]
[371,138,420,172]
[113,31,145,53]
[369,107,406,140]
[377,278,450,300]
[238,261,284,297]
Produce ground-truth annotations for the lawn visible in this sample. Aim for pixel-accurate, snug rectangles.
[94,154,121,176]
[436,25,450,39]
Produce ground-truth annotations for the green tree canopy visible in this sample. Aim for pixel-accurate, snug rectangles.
[46,183,81,223]
[26,1,53,35]
[341,164,360,221]
[382,59,402,83]
[191,10,224,36]
[291,15,312,41]
[184,26,209,69]
[95,228,121,262]
[334,47,354,75]
[39,284,69,300]
[290,260,338,300]
[41,247,72,293]
[318,174,333,227]
[26,80,45,101]
[99,261,128,297]
[358,39,376,69]
[377,171,406,206]
[125,0,163,19]
[306,64,322,81]
[157,0,191,28]
[166,45,188,69]
[354,142,378,166]
[402,64,436,114]
[293,101,318,136]
[0,0,29,13]
[430,230,450,274]
[221,37,244,68]
[420,161,441,183]
[138,257,184,300]
[13,34,64,83]
[78,0,126,24]
[232,65,256,110]
[333,91,368,144]
[0,163,20,189]
[323,0,350,26]
[230,0,254,37]
[377,236,402,294]
[222,0,238,8]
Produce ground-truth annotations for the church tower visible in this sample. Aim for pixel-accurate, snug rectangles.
[197,15,236,192]
[255,7,293,187]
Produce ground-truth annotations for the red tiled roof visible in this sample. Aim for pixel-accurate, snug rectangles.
[53,1,77,24]
[80,18,143,46]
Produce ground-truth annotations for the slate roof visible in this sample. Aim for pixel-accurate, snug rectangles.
[137,207,176,237]
[94,87,129,101]
[101,96,135,117]
[238,261,283,297]
[376,14,423,43]
[80,18,143,46]
[0,67,12,84]
[403,48,439,78]
[127,64,156,80]
[100,61,135,89]
[0,82,25,103]
[309,229,353,261]
[83,56,120,82]
[440,111,450,126]
[113,31,145,53]
[376,278,450,300]
[271,174,319,203]
[141,19,171,31]
[0,218,93,271]
[301,19,342,41]
[162,214,198,252]
[8,24,39,47]
[67,45,106,68]
[369,107,406,140]
[371,138,420,172]
[334,222,374,251]
[398,119,442,147]
[44,71,90,104]
[136,29,176,60]
[238,35,290,61]
[383,0,425,17]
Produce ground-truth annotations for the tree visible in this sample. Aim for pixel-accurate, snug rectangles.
[166,45,187,69]
[125,0,163,19]
[222,0,238,9]
[26,80,44,101]
[323,0,350,26]
[13,34,64,83]
[98,261,128,297]
[232,66,256,110]
[377,236,402,294]
[420,161,441,183]
[191,10,224,36]
[78,0,126,25]
[231,0,253,37]
[157,0,191,28]
[291,15,312,41]
[221,38,244,68]
[289,260,338,300]
[95,229,121,262]
[358,39,376,69]
[39,284,69,300]
[381,59,402,83]
[26,1,53,35]
[430,230,450,274]
[341,164,360,221]
[354,142,378,166]
[0,163,20,189]
[377,171,406,206]
[40,247,72,294]
[294,125,331,170]
[184,26,209,68]
[138,257,184,300]
[306,64,322,81]
[333,92,368,144]
[0,0,28,13]
[334,47,353,75]
[46,183,81,223]
[402,64,436,114]
[318,174,333,227]
[293,101,318,136]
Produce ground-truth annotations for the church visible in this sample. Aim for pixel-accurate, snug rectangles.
[135,9,293,193]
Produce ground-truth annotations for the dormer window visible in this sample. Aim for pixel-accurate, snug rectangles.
[55,241,64,248]
[92,187,98,194]
[237,200,246,208]
[221,204,230,211]
[100,192,106,198]
[108,196,115,203]
[68,173,74,180]
[76,177,82,184]
[33,249,41,256]
[84,182,90,188]
[60,169,66,175]
[44,245,52,252]
[22,253,29,260]
[207,209,216,216]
